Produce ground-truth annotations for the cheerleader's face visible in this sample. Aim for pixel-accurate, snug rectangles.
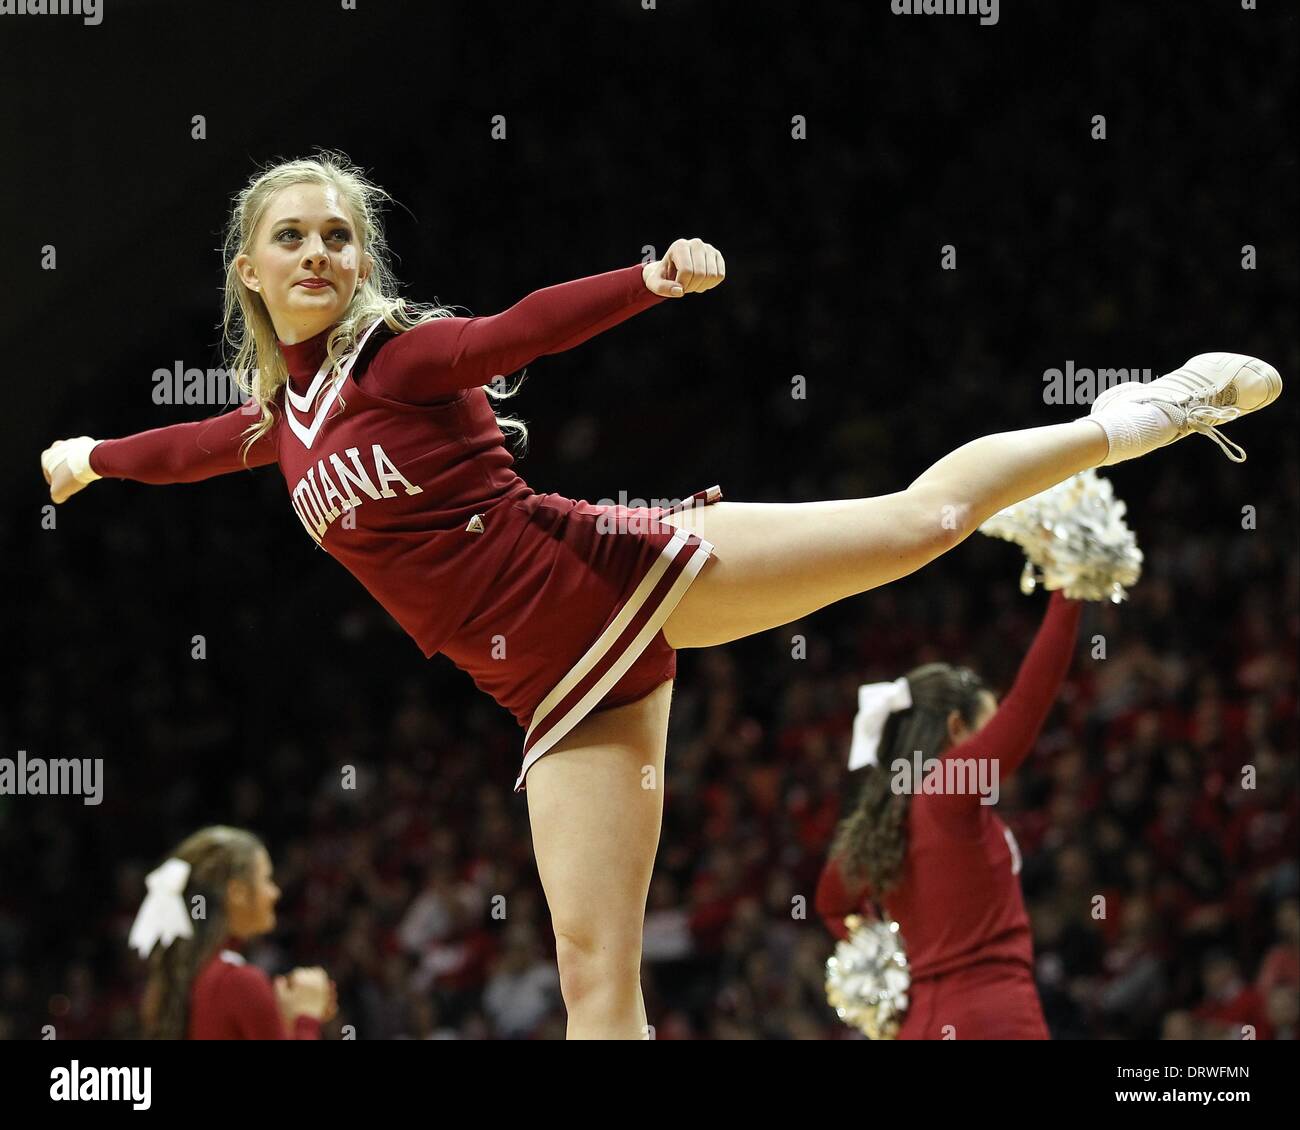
[235,181,373,345]
[226,848,281,939]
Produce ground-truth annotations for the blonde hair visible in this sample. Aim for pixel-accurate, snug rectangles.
[220,148,528,463]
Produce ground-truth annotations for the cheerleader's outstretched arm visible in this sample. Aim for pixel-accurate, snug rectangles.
[366,238,725,405]
[929,591,1083,819]
[41,401,277,503]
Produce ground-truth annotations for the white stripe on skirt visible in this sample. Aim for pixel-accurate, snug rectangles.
[514,524,716,790]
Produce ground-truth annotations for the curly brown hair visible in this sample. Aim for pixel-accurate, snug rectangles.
[829,663,988,897]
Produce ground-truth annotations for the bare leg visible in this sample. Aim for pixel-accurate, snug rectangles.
[525,679,673,1039]
[905,417,1109,524]
[660,419,1107,649]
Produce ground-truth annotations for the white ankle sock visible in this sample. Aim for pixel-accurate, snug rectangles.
[1089,401,1181,466]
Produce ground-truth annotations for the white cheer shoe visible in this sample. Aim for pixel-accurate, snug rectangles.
[1091,352,1282,463]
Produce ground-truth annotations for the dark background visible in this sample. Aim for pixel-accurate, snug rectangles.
[0,0,1296,1039]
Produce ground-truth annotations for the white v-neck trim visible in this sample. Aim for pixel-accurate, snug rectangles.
[282,318,386,450]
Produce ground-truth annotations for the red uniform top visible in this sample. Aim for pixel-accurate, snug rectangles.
[89,265,665,659]
[816,592,1081,980]
[187,941,321,1040]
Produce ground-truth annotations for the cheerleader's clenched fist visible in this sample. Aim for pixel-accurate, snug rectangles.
[41,436,101,505]
[642,237,726,297]
[275,966,338,1029]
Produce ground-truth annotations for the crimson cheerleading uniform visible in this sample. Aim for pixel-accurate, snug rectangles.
[188,940,321,1040]
[89,265,721,788]
[816,591,1082,1039]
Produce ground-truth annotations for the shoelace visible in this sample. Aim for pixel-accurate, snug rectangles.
[1187,403,1248,462]
[1143,398,1247,462]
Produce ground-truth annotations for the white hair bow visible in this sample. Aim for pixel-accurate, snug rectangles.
[848,677,913,771]
[128,858,194,959]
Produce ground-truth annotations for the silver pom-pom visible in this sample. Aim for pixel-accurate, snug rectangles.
[824,914,911,1039]
[978,468,1143,603]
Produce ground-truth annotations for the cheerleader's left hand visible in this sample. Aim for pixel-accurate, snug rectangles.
[643,237,726,297]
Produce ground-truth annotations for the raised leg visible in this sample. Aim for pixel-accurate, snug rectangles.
[660,419,1108,649]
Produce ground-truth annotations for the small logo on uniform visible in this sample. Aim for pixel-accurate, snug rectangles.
[466,514,485,534]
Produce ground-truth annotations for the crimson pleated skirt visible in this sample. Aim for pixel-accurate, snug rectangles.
[441,484,723,790]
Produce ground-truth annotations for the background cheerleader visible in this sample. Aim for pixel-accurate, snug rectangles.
[132,825,336,1039]
[817,591,1081,1039]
